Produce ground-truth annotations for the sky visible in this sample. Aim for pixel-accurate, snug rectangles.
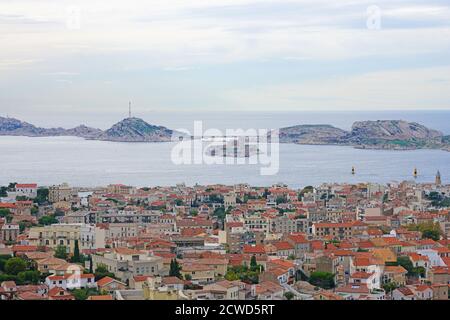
[1,0,450,127]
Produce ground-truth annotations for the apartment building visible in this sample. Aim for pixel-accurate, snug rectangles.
[48,183,74,203]
[91,248,165,282]
[29,223,105,253]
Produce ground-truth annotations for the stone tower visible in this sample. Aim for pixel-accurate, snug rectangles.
[435,170,441,186]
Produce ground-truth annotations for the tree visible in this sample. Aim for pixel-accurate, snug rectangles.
[54,245,68,260]
[225,265,261,284]
[408,223,441,241]
[88,255,93,274]
[0,186,8,197]
[38,215,58,226]
[408,222,442,241]
[19,222,27,233]
[308,271,335,289]
[71,240,81,263]
[0,208,11,218]
[54,208,65,217]
[213,207,226,221]
[94,264,116,281]
[396,256,417,277]
[382,282,398,294]
[250,255,258,271]
[276,196,287,205]
[284,292,295,300]
[422,229,440,241]
[7,182,17,190]
[30,206,39,215]
[17,270,41,284]
[298,186,314,200]
[71,288,100,300]
[170,259,182,278]
[5,257,27,275]
[35,188,49,205]
[0,255,12,271]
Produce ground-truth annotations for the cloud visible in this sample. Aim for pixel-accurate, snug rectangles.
[222,66,450,110]
[0,0,449,113]
[1,0,449,67]
[0,59,38,70]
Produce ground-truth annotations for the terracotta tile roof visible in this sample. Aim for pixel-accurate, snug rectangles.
[273,241,294,251]
[87,295,113,300]
[18,291,47,300]
[162,277,184,285]
[97,276,119,287]
[269,259,294,269]
[414,284,432,292]
[181,263,214,272]
[243,244,266,254]
[351,272,374,279]
[48,273,95,281]
[384,265,407,274]
[396,287,414,296]
[407,252,429,262]
[288,234,308,244]
[416,239,437,246]
[15,183,37,188]
[1,281,17,289]
[336,284,370,294]
[114,247,144,255]
[133,275,150,282]
[255,281,283,295]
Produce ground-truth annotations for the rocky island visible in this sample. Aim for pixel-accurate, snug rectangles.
[96,117,177,142]
[1,116,449,150]
[279,120,450,151]
[0,116,178,142]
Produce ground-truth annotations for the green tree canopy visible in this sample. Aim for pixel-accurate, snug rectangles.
[284,292,295,300]
[308,271,335,289]
[39,215,58,226]
[94,263,116,281]
[71,240,81,263]
[5,257,27,275]
[71,288,100,300]
[250,255,258,271]
[407,222,441,241]
[17,270,41,284]
[169,259,182,278]
[54,245,68,260]
[35,188,49,205]
[0,208,11,218]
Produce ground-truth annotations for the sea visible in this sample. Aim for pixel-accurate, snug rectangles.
[1,110,449,189]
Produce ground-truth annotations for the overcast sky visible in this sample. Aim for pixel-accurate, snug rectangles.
[1,0,450,125]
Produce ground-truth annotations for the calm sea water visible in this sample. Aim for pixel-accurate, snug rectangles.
[1,111,449,188]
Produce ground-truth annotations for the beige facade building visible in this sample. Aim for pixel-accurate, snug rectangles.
[0,224,20,243]
[49,183,74,203]
[91,248,165,282]
[29,223,105,253]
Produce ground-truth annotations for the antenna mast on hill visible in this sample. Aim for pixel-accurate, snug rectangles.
[129,101,132,118]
